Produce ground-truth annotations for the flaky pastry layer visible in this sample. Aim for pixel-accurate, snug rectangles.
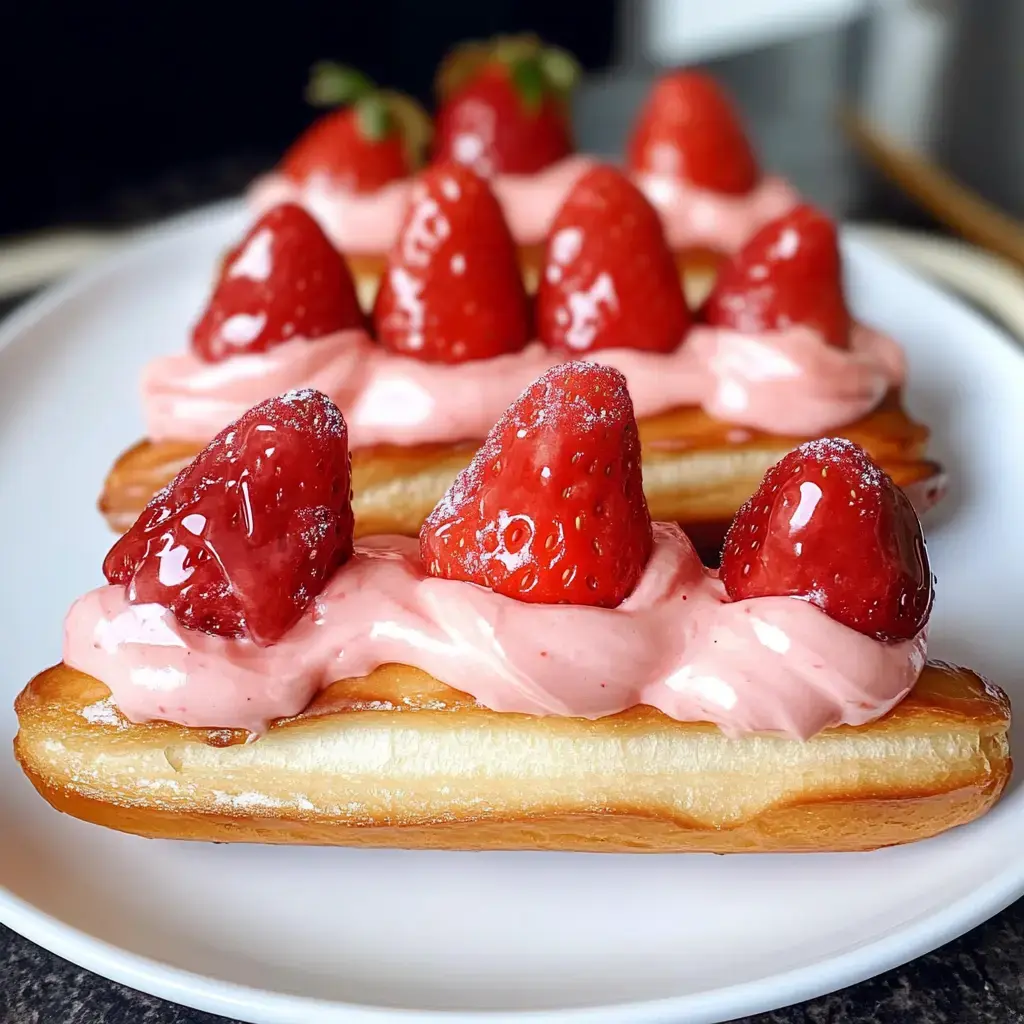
[100,392,942,551]
[14,661,1010,853]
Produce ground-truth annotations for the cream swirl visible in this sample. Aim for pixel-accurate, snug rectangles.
[64,524,925,738]
[632,173,799,253]
[143,325,904,449]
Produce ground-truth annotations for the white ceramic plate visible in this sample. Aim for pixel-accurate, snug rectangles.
[1,202,1023,1024]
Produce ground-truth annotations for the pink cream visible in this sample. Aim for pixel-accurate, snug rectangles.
[63,524,926,739]
[249,156,593,252]
[143,324,904,448]
[632,173,799,253]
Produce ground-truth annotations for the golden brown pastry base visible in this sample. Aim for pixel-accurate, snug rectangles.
[13,662,1010,853]
[346,247,723,310]
[99,391,942,551]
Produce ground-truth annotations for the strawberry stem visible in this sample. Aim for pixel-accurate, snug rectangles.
[354,94,393,142]
[511,58,546,114]
[305,62,377,109]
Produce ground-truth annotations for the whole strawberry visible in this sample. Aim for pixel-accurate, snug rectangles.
[720,438,933,642]
[536,165,691,354]
[701,204,851,348]
[627,70,759,195]
[282,63,431,192]
[433,35,580,177]
[104,389,354,645]
[421,362,653,608]
[373,161,530,363]
[191,203,364,362]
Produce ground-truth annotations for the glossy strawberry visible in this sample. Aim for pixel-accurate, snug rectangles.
[536,165,691,354]
[720,438,933,642]
[626,70,759,195]
[433,35,579,176]
[373,161,530,363]
[701,204,851,348]
[282,63,431,192]
[421,362,653,607]
[104,389,354,646]
[191,203,363,363]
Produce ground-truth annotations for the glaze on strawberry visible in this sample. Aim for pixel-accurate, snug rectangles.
[536,166,691,354]
[720,438,933,642]
[191,204,363,363]
[701,204,851,348]
[103,389,354,645]
[421,362,653,608]
[373,162,531,363]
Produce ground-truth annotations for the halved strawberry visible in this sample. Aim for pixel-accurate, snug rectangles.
[191,203,363,363]
[373,161,530,363]
[104,389,354,646]
[282,63,431,192]
[720,438,933,642]
[627,70,759,195]
[420,362,653,607]
[700,204,851,348]
[433,35,579,176]
[536,165,691,354]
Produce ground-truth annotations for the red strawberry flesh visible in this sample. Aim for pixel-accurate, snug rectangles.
[701,204,851,348]
[104,389,355,645]
[627,71,759,195]
[536,165,691,354]
[720,438,933,642]
[191,203,363,363]
[373,161,530,363]
[420,361,653,607]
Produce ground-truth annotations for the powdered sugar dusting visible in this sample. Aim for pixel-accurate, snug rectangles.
[795,437,885,491]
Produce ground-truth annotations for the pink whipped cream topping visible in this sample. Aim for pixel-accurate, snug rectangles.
[248,173,413,254]
[632,173,799,253]
[249,156,593,252]
[143,324,904,449]
[64,524,925,739]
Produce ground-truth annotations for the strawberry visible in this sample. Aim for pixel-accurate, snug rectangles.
[191,203,364,363]
[420,362,653,608]
[104,389,354,646]
[626,70,759,195]
[720,438,933,642]
[536,165,691,354]
[701,204,851,348]
[281,63,432,192]
[373,161,530,363]
[433,35,579,176]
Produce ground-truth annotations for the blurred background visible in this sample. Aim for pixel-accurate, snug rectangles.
[1,0,1022,301]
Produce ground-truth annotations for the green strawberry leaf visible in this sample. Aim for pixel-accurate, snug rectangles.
[305,62,377,108]
[355,94,393,142]
[540,47,581,95]
[512,58,547,114]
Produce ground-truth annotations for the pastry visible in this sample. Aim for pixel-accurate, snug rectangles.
[100,166,941,553]
[627,70,800,305]
[17,374,1009,852]
[248,63,431,309]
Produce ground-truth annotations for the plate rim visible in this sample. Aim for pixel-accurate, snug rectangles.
[1,200,1022,1024]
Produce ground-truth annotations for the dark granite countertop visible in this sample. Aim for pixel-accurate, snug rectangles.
[4,900,1024,1023]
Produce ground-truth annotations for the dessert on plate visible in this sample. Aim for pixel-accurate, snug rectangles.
[16,373,1010,852]
[248,63,432,309]
[100,162,941,551]
[627,70,799,305]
